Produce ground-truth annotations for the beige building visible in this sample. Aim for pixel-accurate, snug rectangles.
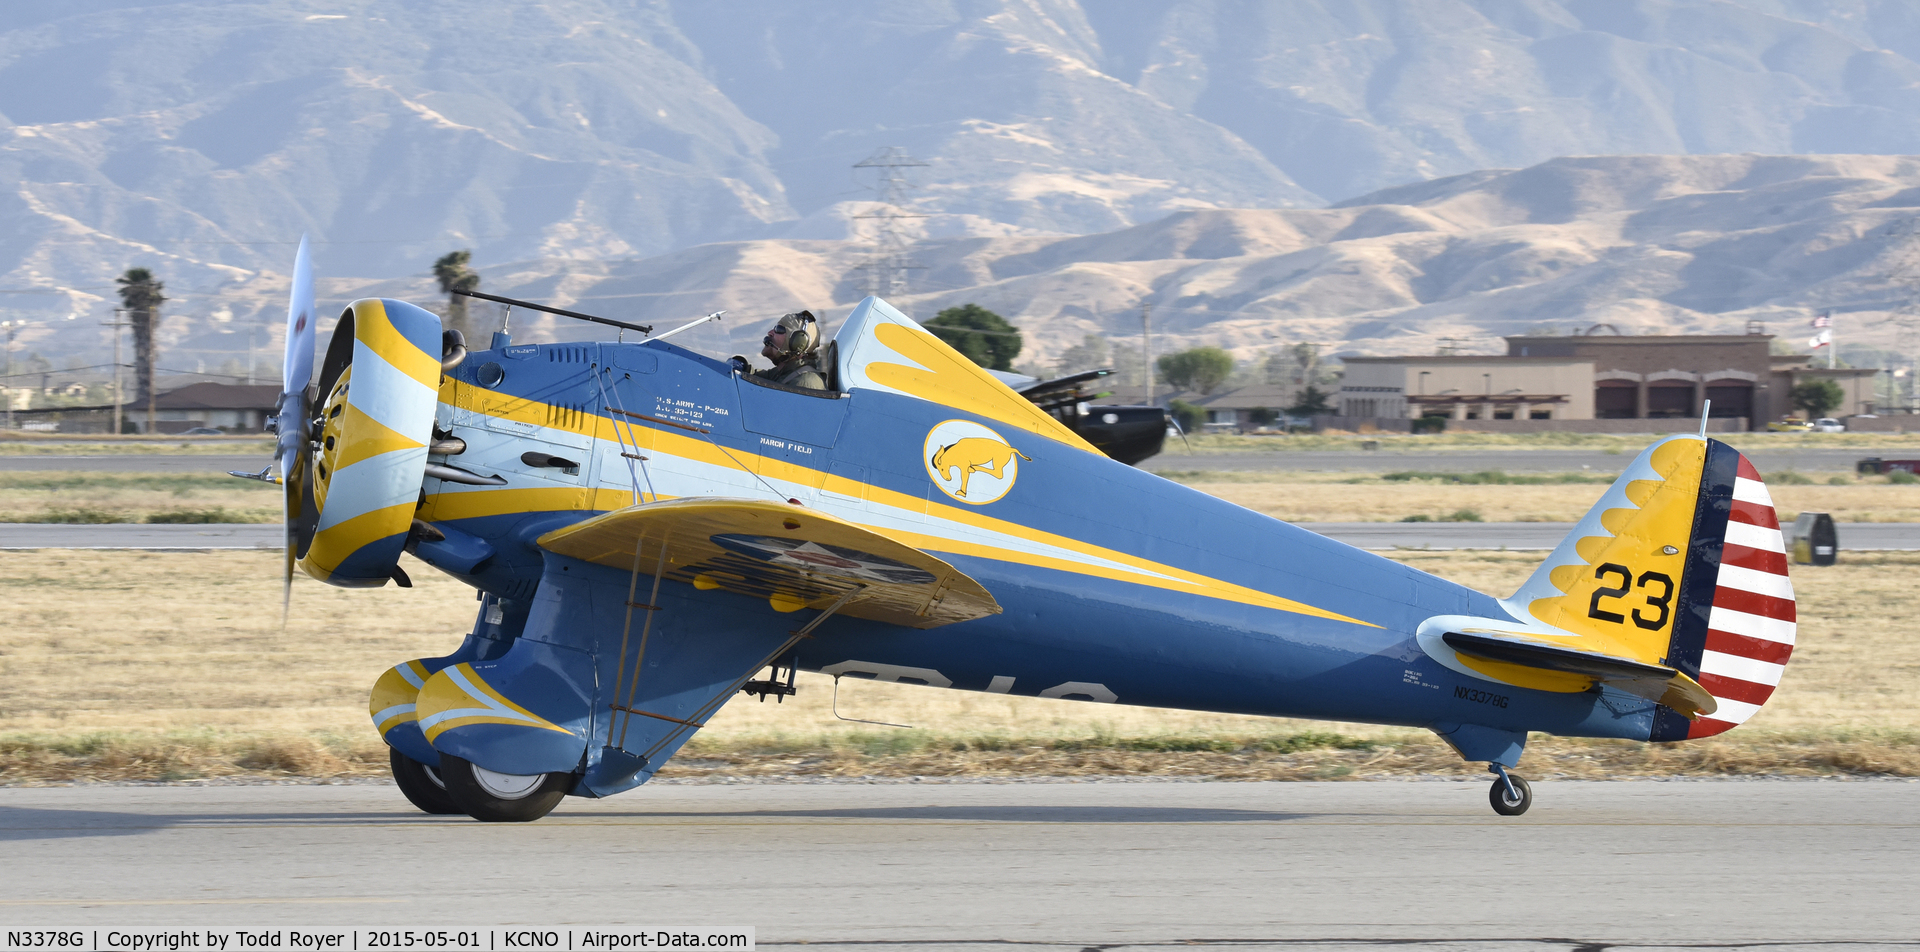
[1339,332,1880,431]
[1339,356,1595,421]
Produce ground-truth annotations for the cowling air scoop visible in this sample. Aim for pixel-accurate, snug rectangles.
[296,298,443,587]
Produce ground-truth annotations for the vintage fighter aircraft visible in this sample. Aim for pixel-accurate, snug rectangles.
[258,240,1796,821]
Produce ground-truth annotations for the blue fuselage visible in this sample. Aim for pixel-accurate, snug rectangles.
[418,338,1653,746]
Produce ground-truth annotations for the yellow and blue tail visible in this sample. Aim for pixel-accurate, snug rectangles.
[1424,435,1796,740]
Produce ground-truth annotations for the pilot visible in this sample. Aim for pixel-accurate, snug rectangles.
[733,310,827,390]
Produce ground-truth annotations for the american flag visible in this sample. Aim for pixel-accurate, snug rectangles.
[1812,311,1833,328]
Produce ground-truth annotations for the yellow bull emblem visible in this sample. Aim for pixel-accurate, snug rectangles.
[931,437,1031,499]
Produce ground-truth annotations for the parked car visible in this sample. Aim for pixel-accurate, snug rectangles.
[180,426,224,435]
[1857,457,1920,475]
[1766,418,1814,432]
[1812,418,1846,433]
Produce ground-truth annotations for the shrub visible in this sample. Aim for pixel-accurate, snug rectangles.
[926,304,1021,370]
[1157,347,1235,395]
[1789,379,1845,418]
[1168,399,1205,433]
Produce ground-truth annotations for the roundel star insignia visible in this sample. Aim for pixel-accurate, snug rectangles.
[711,534,937,585]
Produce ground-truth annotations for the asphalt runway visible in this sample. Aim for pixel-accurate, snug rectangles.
[9,521,1920,551]
[0,781,1914,948]
[0,454,271,473]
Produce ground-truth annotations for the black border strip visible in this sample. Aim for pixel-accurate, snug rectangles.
[1650,438,1739,742]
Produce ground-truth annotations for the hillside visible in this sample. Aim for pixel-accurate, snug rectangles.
[10,2,1920,370]
[296,153,1920,371]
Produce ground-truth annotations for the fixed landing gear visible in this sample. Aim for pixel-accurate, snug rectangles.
[437,754,573,822]
[1488,764,1532,816]
[390,749,463,815]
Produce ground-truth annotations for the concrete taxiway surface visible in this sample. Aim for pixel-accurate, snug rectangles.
[0,781,1914,948]
[10,521,1920,551]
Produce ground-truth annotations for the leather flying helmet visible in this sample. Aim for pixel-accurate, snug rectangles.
[767,310,818,356]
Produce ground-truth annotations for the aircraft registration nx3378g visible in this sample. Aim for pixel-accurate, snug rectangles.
[253,241,1796,821]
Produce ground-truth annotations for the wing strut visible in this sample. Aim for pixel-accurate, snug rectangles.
[607,585,866,767]
[609,528,671,750]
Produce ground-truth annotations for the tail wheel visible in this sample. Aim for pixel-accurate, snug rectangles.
[1489,773,1532,816]
[438,755,572,822]
[389,748,462,815]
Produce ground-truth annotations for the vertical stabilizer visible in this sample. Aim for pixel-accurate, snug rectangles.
[1499,437,1796,739]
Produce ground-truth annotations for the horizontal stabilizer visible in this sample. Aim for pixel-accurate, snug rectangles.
[1441,628,1716,718]
[536,497,1001,629]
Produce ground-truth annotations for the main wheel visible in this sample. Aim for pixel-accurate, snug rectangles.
[389,748,462,815]
[438,754,572,822]
[1489,773,1532,816]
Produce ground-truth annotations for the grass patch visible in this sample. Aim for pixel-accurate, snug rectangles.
[7,506,274,524]
[0,436,275,455]
[16,507,127,524]
[1381,470,1611,485]
[0,470,279,524]
[0,473,275,494]
[1178,472,1920,522]
[1768,471,1818,485]
[1400,508,1483,523]
[0,730,383,783]
[145,507,272,524]
[1173,431,1920,455]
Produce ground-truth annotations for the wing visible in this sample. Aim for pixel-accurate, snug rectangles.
[536,497,1001,629]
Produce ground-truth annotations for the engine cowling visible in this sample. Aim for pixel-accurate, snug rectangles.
[298,298,443,587]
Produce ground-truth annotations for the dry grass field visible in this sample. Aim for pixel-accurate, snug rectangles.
[1178,431,1920,452]
[7,466,1916,525]
[1175,471,1920,523]
[2,547,1914,783]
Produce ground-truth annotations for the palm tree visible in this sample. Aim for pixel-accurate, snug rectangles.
[116,267,166,433]
[433,250,481,339]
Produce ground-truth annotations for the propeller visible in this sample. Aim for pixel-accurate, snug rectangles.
[276,236,319,616]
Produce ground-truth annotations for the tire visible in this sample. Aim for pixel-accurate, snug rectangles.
[1489,773,1532,816]
[389,748,463,815]
[438,754,572,822]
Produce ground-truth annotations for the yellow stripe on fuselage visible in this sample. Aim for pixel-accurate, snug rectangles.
[433,389,1374,627]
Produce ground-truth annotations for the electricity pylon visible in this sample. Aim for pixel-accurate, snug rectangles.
[852,147,928,302]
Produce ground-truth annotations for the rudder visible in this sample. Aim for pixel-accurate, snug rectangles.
[1495,436,1796,740]
[1653,446,1797,739]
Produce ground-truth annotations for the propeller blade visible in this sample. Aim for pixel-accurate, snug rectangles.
[284,235,315,395]
[283,534,295,626]
[277,236,319,610]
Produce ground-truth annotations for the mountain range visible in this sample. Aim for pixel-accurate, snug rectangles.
[9,1,1920,372]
